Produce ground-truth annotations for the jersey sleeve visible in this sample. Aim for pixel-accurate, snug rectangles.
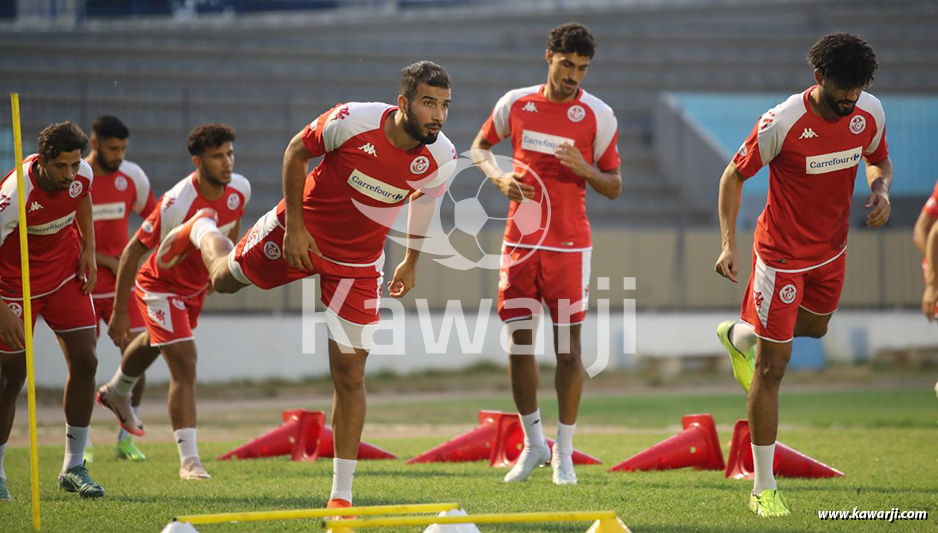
[923,181,938,219]
[0,188,20,249]
[301,104,349,158]
[594,117,620,171]
[124,162,156,216]
[732,110,784,180]
[134,197,163,250]
[480,91,514,145]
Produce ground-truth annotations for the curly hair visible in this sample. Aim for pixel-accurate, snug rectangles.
[187,124,237,156]
[400,61,451,102]
[807,33,878,89]
[547,22,597,59]
[37,121,89,161]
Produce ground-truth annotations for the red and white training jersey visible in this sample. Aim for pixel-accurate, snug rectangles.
[0,155,93,298]
[91,160,157,297]
[922,180,938,220]
[135,172,251,297]
[480,84,620,251]
[275,102,456,265]
[734,86,888,271]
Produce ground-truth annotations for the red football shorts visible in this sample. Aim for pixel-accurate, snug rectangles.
[498,245,590,326]
[133,287,207,347]
[93,290,146,339]
[0,276,96,353]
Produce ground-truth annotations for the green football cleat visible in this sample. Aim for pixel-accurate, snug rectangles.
[58,461,105,499]
[83,445,94,464]
[115,436,146,461]
[750,489,791,517]
[717,320,755,393]
[0,477,11,501]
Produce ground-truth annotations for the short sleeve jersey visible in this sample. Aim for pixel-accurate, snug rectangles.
[733,86,888,270]
[91,159,157,296]
[0,155,94,298]
[135,173,251,297]
[480,85,620,251]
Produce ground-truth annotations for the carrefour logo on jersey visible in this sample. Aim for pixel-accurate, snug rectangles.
[347,169,409,204]
[521,130,575,156]
[805,146,863,175]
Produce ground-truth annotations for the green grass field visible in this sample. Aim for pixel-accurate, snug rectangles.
[1,388,935,532]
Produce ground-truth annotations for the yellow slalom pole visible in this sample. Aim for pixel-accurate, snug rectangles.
[324,510,620,529]
[173,502,459,525]
[10,93,41,530]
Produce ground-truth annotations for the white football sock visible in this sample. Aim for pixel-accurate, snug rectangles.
[751,442,778,494]
[108,368,140,398]
[174,428,199,462]
[730,322,757,353]
[0,442,6,479]
[520,409,547,448]
[189,217,221,248]
[118,406,141,442]
[556,422,576,455]
[330,458,357,503]
[63,425,89,471]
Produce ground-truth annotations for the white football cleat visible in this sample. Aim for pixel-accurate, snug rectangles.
[503,442,550,483]
[551,445,578,486]
[96,385,145,437]
[179,457,211,480]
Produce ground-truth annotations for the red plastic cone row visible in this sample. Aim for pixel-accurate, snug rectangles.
[724,420,844,479]
[609,414,726,472]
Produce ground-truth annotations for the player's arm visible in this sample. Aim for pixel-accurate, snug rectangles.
[0,187,24,349]
[388,191,436,298]
[553,142,621,200]
[470,130,534,202]
[282,130,320,271]
[864,156,893,228]
[914,210,935,254]
[96,251,120,276]
[714,161,746,283]
[76,194,97,295]
[109,237,150,346]
[924,221,938,321]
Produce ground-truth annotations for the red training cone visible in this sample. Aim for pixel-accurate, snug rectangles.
[609,414,725,472]
[407,410,502,464]
[725,420,844,479]
[313,424,398,461]
[488,411,603,468]
[218,410,325,460]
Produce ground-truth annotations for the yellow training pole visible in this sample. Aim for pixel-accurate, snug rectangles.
[325,510,620,529]
[10,93,41,530]
[173,502,459,525]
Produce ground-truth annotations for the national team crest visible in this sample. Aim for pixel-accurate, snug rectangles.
[567,105,586,123]
[410,156,430,175]
[227,193,240,211]
[114,176,128,191]
[849,115,866,135]
[779,284,797,304]
[7,302,22,318]
[264,241,282,260]
[69,180,83,198]
[171,298,186,310]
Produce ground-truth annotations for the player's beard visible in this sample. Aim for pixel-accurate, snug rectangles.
[204,169,231,187]
[95,153,121,173]
[820,87,856,117]
[403,105,440,145]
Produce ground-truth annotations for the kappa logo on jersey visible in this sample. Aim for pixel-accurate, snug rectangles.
[358,143,377,157]
[805,146,862,175]
[114,175,128,191]
[332,106,351,121]
[348,169,409,203]
[263,241,281,260]
[754,290,764,311]
[171,298,186,310]
[567,105,586,123]
[779,284,797,304]
[522,102,538,113]
[29,201,43,212]
[410,156,430,175]
[69,180,83,198]
[799,128,818,139]
[227,192,240,211]
[849,115,867,135]
[7,301,22,318]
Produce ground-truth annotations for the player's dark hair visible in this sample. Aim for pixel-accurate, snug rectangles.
[547,22,597,59]
[400,61,451,102]
[37,121,89,161]
[91,115,129,140]
[807,32,877,89]
[187,124,237,156]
